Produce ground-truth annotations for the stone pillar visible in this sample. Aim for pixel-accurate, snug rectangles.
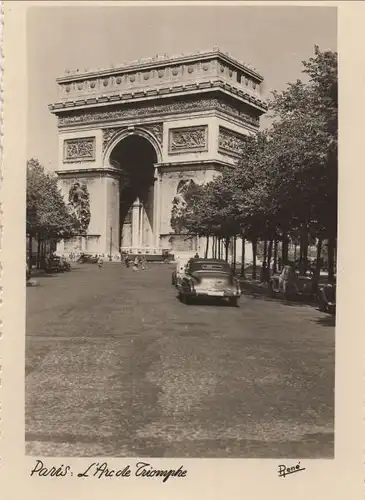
[132,198,141,248]
[138,202,143,249]
[153,166,162,249]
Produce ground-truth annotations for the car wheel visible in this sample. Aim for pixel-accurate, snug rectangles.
[229,297,239,307]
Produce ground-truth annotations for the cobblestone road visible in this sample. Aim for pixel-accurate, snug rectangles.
[26,263,334,457]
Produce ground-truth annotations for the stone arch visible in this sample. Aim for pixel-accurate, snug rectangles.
[103,127,163,167]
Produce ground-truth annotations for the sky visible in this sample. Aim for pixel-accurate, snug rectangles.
[27,5,337,171]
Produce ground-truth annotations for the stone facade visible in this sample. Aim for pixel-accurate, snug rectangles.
[49,49,267,258]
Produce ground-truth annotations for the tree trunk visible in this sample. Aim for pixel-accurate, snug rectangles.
[312,237,323,293]
[204,236,209,259]
[327,237,336,283]
[225,237,229,262]
[282,233,289,264]
[252,239,257,280]
[212,237,216,258]
[240,236,246,278]
[36,234,41,270]
[267,239,273,272]
[218,238,221,259]
[232,236,237,274]
[303,230,308,272]
[300,227,308,274]
[294,244,297,262]
[28,234,33,278]
[273,239,278,274]
[263,240,268,267]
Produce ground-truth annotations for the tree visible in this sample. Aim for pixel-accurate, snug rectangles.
[27,158,79,273]
[169,47,338,285]
[268,46,337,280]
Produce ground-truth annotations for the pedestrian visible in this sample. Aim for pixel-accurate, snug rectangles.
[98,255,104,270]
[141,256,148,270]
[194,252,199,259]
[260,262,270,283]
[133,255,139,271]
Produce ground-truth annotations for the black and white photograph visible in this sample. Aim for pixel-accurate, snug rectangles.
[23,4,339,460]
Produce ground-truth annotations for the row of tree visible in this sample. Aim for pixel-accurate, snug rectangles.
[26,159,79,270]
[171,47,337,288]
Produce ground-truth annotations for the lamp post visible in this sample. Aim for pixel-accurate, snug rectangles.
[109,226,112,261]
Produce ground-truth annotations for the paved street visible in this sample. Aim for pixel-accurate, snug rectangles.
[26,263,334,458]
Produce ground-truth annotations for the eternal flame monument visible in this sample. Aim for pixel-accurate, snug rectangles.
[49,48,267,259]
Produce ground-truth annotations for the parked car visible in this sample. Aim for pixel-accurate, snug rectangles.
[317,284,336,315]
[269,265,314,300]
[77,253,98,264]
[177,258,241,306]
[43,256,64,273]
[59,256,71,271]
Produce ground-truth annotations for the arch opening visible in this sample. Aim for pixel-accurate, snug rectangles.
[110,134,158,250]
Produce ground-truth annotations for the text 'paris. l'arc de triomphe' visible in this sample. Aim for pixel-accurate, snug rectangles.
[49,48,267,258]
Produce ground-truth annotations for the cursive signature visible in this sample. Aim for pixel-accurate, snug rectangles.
[278,462,306,478]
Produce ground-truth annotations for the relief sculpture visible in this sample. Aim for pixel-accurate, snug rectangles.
[142,123,163,147]
[218,127,247,157]
[169,126,207,154]
[58,99,261,129]
[64,137,95,162]
[102,127,126,152]
[68,181,91,234]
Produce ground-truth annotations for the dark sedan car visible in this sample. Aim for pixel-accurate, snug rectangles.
[177,258,241,306]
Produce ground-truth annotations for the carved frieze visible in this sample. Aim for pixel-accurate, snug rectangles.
[168,125,208,154]
[57,99,260,129]
[218,127,247,157]
[63,137,95,162]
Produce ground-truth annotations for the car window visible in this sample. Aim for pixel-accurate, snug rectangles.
[189,261,231,272]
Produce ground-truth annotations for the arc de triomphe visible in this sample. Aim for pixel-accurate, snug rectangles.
[49,49,267,258]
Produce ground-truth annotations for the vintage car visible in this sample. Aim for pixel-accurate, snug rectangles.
[177,258,241,306]
[270,265,316,300]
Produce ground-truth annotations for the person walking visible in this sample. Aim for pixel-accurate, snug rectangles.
[141,256,148,270]
[133,255,140,272]
[97,255,104,270]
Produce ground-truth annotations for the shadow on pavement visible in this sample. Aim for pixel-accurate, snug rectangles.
[313,315,336,327]
[240,288,314,308]
[175,295,239,307]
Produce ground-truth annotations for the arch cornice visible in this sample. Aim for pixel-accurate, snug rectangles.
[103,126,163,166]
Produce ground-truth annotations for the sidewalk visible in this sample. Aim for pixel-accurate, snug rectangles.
[238,276,321,308]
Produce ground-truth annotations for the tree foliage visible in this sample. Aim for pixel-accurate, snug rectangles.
[27,158,79,240]
[171,47,338,278]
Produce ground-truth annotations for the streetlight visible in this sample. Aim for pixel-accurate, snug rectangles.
[109,226,112,261]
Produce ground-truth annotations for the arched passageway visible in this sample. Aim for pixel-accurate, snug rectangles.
[110,134,158,249]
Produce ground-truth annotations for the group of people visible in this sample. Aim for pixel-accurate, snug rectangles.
[124,254,148,271]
